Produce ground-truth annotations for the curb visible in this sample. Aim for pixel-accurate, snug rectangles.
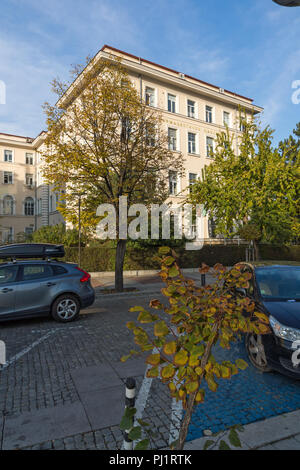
[90,268,215,278]
[183,409,300,450]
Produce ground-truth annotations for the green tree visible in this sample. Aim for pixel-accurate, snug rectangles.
[278,122,300,165]
[42,57,183,291]
[188,119,299,258]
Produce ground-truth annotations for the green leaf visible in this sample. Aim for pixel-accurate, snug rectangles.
[154,321,169,337]
[128,426,142,441]
[219,440,231,450]
[159,246,171,255]
[146,354,161,366]
[134,439,150,450]
[137,419,150,427]
[228,428,242,448]
[146,366,159,378]
[138,311,156,323]
[236,359,248,370]
[168,266,179,278]
[203,440,215,450]
[120,354,130,363]
[174,349,189,366]
[130,306,144,313]
[163,341,177,355]
[120,407,135,431]
[161,364,176,379]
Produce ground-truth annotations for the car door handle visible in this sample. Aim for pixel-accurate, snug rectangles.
[45,282,56,287]
[1,288,13,293]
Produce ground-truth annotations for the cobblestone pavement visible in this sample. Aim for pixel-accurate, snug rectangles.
[1,287,300,450]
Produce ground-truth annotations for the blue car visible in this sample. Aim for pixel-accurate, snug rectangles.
[234,263,300,379]
[0,244,95,323]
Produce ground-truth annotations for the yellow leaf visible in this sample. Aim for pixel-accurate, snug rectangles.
[163,341,177,355]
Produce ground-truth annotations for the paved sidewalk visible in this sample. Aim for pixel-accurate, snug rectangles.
[91,269,216,294]
[184,409,300,450]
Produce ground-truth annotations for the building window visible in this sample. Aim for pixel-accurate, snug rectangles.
[169,170,178,195]
[38,198,42,215]
[189,173,197,193]
[26,153,34,165]
[206,137,214,158]
[24,197,34,216]
[223,111,230,127]
[3,172,13,184]
[206,106,213,123]
[168,128,177,151]
[26,174,34,186]
[187,100,195,118]
[25,227,34,237]
[208,218,217,238]
[168,94,176,113]
[145,124,156,147]
[145,87,155,107]
[188,132,196,154]
[3,195,14,215]
[4,150,13,162]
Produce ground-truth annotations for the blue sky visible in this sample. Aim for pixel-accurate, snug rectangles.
[0,0,299,144]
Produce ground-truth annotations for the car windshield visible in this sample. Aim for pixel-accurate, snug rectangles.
[256,267,300,300]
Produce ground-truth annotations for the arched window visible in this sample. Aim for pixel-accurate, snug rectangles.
[24,197,34,216]
[3,195,14,215]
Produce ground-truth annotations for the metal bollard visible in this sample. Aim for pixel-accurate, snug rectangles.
[201,273,206,287]
[123,377,136,450]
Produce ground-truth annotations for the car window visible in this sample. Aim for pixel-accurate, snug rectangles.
[0,266,19,284]
[52,265,68,276]
[22,264,53,281]
[242,268,254,296]
[256,268,300,300]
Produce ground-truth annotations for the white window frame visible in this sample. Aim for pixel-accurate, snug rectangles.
[187,99,197,119]
[168,127,180,152]
[206,136,215,158]
[188,172,198,193]
[2,195,15,216]
[26,173,34,186]
[223,111,231,127]
[145,86,156,107]
[3,171,13,185]
[205,105,214,124]
[25,153,34,165]
[167,93,177,114]
[4,149,13,163]
[24,197,35,216]
[187,131,198,155]
[169,170,179,195]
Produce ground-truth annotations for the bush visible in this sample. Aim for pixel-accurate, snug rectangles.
[62,243,300,272]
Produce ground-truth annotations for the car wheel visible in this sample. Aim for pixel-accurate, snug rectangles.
[245,333,272,372]
[51,294,80,322]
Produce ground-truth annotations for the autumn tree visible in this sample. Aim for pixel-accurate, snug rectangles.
[122,247,270,450]
[188,118,299,258]
[42,57,183,291]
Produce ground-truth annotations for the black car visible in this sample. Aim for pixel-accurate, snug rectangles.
[233,263,300,379]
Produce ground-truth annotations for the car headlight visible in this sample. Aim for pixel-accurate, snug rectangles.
[269,315,300,344]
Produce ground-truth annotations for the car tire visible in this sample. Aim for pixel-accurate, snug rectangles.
[51,294,80,323]
[245,333,272,373]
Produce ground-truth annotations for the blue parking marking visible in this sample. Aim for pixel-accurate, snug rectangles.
[187,339,300,441]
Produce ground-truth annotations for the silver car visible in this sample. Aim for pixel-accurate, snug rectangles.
[0,258,95,323]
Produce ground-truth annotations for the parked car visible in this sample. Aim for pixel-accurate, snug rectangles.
[232,263,300,379]
[0,244,95,323]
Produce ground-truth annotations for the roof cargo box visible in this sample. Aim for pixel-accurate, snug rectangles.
[0,244,65,260]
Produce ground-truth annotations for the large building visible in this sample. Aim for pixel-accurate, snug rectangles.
[0,45,263,243]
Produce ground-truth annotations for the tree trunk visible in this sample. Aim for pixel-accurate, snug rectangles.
[176,321,220,450]
[253,240,260,261]
[115,239,127,292]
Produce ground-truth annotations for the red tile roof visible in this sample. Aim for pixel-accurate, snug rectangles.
[100,45,254,103]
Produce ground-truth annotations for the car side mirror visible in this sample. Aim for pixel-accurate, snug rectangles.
[236,287,247,297]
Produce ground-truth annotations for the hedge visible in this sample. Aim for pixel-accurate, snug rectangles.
[63,244,300,272]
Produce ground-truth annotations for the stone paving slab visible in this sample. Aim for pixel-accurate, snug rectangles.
[78,386,124,429]
[71,363,123,393]
[2,402,91,450]
[110,357,147,379]
[239,410,300,449]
